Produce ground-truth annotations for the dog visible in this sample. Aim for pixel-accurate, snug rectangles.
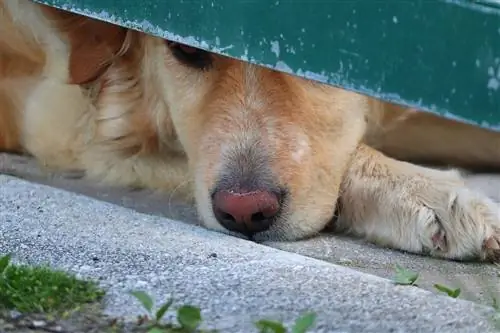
[1,0,499,263]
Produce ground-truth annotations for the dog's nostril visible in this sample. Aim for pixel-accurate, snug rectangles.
[251,212,267,223]
[212,189,281,236]
[219,212,236,223]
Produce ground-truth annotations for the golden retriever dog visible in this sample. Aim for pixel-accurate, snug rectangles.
[1,0,499,263]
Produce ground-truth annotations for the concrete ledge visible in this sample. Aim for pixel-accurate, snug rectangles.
[0,174,497,332]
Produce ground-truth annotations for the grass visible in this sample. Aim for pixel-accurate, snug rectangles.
[0,253,104,314]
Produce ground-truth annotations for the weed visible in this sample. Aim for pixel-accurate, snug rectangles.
[130,290,216,333]
[392,265,461,299]
[130,290,317,333]
[393,265,419,286]
[492,297,500,330]
[0,253,104,313]
[255,312,316,333]
[393,266,461,299]
[392,265,500,330]
[433,284,461,298]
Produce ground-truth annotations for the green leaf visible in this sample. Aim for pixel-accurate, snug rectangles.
[255,319,287,333]
[130,290,154,314]
[177,305,202,331]
[147,327,166,333]
[155,298,174,322]
[393,265,419,286]
[292,312,316,333]
[434,284,461,298]
[0,254,11,274]
[451,288,461,298]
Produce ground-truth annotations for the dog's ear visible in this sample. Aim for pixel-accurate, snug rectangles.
[41,6,128,84]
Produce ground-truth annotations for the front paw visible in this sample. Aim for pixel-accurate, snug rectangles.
[418,186,500,263]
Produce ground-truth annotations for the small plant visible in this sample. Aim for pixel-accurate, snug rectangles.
[255,312,316,333]
[0,253,104,313]
[433,284,461,298]
[393,266,462,299]
[130,290,213,333]
[393,265,419,286]
[492,297,500,330]
[130,291,173,327]
[130,290,317,333]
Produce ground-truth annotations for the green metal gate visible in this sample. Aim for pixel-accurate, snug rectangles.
[34,0,500,130]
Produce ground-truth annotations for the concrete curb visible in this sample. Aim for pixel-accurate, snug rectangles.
[0,174,497,332]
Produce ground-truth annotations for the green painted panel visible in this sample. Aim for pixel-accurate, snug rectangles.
[33,0,500,130]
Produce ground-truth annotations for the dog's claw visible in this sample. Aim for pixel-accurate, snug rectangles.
[485,236,500,250]
[483,236,500,263]
[431,229,448,252]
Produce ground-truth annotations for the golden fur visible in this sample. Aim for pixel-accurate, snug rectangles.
[1,0,499,262]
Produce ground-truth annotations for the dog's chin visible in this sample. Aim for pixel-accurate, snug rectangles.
[201,218,318,242]
[207,227,305,243]
[251,225,323,243]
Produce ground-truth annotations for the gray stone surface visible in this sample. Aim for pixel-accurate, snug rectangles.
[0,174,499,332]
[1,153,499,307]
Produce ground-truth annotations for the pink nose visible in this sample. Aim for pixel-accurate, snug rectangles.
[212,189,281,235]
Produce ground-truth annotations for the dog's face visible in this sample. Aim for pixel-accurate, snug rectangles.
[151,38,368,241]
[44,2,368,241]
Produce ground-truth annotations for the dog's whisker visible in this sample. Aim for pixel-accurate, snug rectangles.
[167,178,192,217]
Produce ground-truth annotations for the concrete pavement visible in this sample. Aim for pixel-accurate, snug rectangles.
[1,173,499,332]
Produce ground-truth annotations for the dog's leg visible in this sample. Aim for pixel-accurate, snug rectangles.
[364,100,500,171]
[336,144,500,263]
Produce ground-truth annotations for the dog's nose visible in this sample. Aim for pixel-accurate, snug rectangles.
[212,189,281,236]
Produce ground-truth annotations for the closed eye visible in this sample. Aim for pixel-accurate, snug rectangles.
[166,41,213,70]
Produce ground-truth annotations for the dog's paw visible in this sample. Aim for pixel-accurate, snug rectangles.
[416,186,500,263]
[337,152,500,263]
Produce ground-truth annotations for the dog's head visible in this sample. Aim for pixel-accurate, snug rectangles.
[152,40,368,241]
[45,6,368,241]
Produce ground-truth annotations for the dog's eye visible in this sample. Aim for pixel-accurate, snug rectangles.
[166,41,212,70]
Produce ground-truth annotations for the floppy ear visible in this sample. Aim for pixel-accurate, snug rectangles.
[40,5,128,84]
